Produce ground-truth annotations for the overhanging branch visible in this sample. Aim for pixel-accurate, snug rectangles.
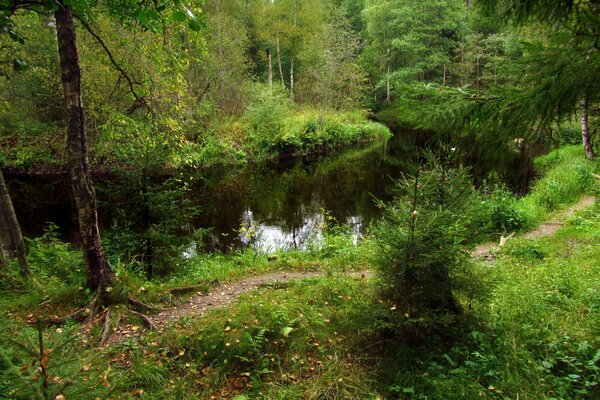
[73,13,147,110]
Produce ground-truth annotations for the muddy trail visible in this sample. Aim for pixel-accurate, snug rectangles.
[108,196,596,345]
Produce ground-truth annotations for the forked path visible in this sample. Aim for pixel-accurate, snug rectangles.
[109,196,596,344]
[473,195,596,258]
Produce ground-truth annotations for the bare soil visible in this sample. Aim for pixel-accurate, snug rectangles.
[107,270,371,344]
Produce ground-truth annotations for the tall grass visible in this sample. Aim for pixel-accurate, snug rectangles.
[518,145,597,222]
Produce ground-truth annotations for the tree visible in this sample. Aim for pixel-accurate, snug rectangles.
[0,168,29,277]
[362,0,465,102]
[299,6,366,115]
[474,0,600,159]
[373,151,478,339]
[1,0,203,304]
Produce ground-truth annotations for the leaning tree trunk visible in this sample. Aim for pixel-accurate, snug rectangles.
[55,6,113,294]
[0,169,29,277]
[581,95,596,160]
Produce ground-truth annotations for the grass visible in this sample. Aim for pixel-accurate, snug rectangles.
[1,145,598,399]
[517,145,598,224]
[476,145,598,238]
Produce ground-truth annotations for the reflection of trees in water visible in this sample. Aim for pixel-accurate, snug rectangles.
[194,139,406,251]
[8,131,545,254]
[239,206,325,253]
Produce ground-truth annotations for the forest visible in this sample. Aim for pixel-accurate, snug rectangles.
[0,0,599,398]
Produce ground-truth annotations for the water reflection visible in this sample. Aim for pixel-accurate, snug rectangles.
[238,208,325,252]
[7,131,546,257]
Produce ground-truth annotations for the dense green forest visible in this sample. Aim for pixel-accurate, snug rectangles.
[1,0,599,399]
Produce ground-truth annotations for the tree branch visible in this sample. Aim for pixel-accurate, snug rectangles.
[72,13,145,108]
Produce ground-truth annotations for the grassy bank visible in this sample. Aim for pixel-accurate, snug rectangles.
[476,145,597,238]
[0,146,598,399]
[0,105,391,172]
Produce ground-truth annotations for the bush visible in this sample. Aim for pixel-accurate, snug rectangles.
[26,224,84,286]
[481,185,533,234]
[243,85,293,156]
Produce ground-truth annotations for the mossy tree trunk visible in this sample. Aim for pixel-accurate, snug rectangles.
[55,5,114,296]
[0,168,30,277]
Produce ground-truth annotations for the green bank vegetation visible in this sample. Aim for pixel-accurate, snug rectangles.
[1,0,600,398]
[1,144,598,399]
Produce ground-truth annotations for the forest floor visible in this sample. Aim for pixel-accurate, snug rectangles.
[108,194,597,345]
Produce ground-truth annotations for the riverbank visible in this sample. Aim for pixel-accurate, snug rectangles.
[0,145,598,399]
[0,108,391,175]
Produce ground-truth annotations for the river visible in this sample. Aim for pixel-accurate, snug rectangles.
[7,131,543,255]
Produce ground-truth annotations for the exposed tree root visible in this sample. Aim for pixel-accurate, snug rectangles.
[38,306,90,326]
[127,307,156,331]
[98,308,121,347]
[127,297,164,312]
[33,294,157,345]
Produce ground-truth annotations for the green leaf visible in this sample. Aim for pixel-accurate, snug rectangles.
[172,11,186,22]
[281,326,293,337]
[11,58,28,72]
[541,361,553,369]
[187,18,205,32]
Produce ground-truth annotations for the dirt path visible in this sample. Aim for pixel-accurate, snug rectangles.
[473,195,596,258]
[109,196,596,344]
[108,270,371,344]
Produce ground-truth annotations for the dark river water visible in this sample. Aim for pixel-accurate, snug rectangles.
[7,131,543,255]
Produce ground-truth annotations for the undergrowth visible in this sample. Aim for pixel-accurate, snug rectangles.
[1,145,598,399]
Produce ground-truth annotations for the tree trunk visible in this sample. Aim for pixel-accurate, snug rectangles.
[386,48,391,104]
[290,0,296,99]
[55,6,113,294]
[476,56,480,88]
[581,95,596,160]
[0,240,5,268]
[0,169,29,277]
[442,62,447,86]
[276,30,284,87]
[267,48,273,88]
[460,43,465,86]
[290,57,294,99]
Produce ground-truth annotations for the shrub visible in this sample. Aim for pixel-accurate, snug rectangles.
[372,151,479,339]
[243,85,293,155]
[482,185,533,234]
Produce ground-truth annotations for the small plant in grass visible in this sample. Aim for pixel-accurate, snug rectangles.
[0,322,112,399]
[373,151,479,340]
